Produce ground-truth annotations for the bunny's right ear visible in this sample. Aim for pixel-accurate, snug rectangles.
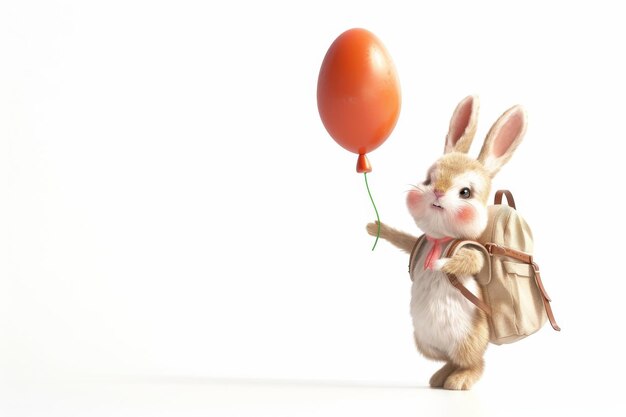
[477,105,527,177]
[444,95,479,154]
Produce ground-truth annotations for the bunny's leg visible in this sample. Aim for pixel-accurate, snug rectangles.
[413,334,457,388]
[429,362,459,388]
[443,311,489,390]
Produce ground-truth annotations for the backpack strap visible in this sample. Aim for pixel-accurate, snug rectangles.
[531,263,561,331]
[494,189,516,209]
[445,240,492,315]
[408,234,426,279]
[484,243,561,331]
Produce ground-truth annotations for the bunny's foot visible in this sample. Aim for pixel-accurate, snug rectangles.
[429,362,458,388]
[443,360,484,390]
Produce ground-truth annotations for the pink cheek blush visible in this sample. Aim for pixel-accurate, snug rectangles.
[457,206,475,223]
[407,190,422,209]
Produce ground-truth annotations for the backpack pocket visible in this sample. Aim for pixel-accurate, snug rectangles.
[503,261,547,338]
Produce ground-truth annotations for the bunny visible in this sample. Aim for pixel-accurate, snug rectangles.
[366,95,527,390]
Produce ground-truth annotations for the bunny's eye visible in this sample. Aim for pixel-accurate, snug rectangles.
[459,187,471,199]
[423,177,431,186]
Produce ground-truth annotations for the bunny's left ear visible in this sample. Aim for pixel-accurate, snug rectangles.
[477,105,527,177]
[444,95,480,154]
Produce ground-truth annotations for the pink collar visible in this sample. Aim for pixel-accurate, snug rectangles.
[424,236,453,270]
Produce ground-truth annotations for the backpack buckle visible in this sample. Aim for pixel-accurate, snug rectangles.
[484,242,498,255]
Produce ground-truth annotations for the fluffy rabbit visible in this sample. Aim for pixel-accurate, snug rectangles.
[366,96,527,390]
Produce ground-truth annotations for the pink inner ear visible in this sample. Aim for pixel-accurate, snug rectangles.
[449,98,473,145]
[494,110,523,157]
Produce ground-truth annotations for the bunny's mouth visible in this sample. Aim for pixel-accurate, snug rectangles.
[431,202,444,210]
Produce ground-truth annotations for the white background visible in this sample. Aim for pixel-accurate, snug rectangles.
[1,0,625,415]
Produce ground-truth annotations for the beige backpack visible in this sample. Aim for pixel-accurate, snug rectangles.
[409,190,560,345]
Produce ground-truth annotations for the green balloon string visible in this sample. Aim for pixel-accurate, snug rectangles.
[364,172,380,251]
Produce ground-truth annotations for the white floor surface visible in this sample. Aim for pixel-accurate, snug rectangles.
[1,376,620,417]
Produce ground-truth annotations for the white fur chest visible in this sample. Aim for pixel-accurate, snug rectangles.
[410,242,478,356]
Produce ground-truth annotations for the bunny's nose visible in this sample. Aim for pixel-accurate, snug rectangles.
[434,190,445,199]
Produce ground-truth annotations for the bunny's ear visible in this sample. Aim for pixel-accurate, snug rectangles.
[444,95,479,154]
[477,105,527,177]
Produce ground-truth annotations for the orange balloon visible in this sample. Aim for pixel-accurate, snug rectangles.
[317,28,401,173]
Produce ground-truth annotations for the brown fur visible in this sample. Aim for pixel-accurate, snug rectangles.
[429,362,459,388]
[434,153,491,205]
[444,309,489,390]
[441,248,484,277]
[366,221,416,253]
